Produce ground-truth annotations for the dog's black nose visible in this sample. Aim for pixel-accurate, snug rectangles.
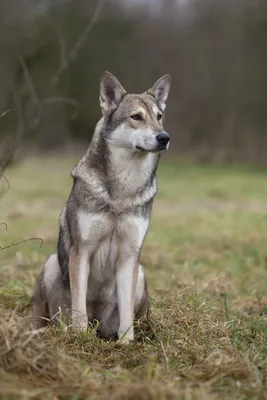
[156,133,170,146]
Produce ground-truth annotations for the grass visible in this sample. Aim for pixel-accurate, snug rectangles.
[1,156,267,399]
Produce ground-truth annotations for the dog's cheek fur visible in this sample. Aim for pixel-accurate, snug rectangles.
[109,123,137,148]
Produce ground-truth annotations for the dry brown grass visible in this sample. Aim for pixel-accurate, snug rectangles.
[1,158,267,399]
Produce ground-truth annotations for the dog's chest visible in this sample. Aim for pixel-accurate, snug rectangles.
[77,211,149,283]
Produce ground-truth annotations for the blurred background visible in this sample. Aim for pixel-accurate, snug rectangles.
[2,2,267,396]
[1,0,267,169]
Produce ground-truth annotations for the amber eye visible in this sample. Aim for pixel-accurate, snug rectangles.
[131,114,142,121]
[157,113,162,121]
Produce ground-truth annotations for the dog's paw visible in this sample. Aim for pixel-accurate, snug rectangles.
[118,327,134,345]
[71,312,88,331]
[119,337,133,345]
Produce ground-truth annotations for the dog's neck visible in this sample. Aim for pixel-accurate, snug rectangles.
[108,144,157,183]
[73,118,160,201]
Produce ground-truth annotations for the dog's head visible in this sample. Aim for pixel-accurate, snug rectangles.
[99,72,171,153]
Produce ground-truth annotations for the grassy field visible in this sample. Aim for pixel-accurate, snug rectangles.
[1,157,267,399]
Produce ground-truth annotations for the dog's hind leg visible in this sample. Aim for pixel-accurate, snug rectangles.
[32,268,50,329]
[32,254,71,328]
[43,253,71,326]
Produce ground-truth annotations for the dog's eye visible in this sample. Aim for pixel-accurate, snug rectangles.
[131,114,142,121]
[157,113,162,121]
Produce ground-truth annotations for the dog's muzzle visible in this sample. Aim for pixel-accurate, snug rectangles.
[156,132,170,150]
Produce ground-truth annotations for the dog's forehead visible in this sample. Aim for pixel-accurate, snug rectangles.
[118,93,160,116]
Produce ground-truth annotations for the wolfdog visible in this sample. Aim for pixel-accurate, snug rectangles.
[32,71,171,343]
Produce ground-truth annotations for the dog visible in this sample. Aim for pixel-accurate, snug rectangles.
[32,71,171,343]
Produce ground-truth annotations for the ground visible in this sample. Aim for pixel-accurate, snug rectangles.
[0,157,267,399]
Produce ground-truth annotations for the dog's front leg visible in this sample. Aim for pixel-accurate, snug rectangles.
[116,254,138,343]
[69,245,90,330]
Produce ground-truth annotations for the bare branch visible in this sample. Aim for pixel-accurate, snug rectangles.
[0,238,44,252]
[0,109,15,119]
[0,150,16,176]
[0,175,10,199]
[0,223,7,231]
[0,109,17,174]
[0,175,10,191]
[43,97,80,119]
[50,0,106,86]
[57,34,68,72]
[19,57,42,130]
[19,57,39,106]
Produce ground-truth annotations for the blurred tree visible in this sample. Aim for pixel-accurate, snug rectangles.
[1,0,267,164]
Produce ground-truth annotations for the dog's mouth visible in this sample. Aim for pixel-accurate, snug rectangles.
[135,146,145,151]
[135,145,167,153]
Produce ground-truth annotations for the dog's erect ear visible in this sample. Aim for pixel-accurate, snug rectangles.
[147,74,171,111]
[99,72,126,114]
